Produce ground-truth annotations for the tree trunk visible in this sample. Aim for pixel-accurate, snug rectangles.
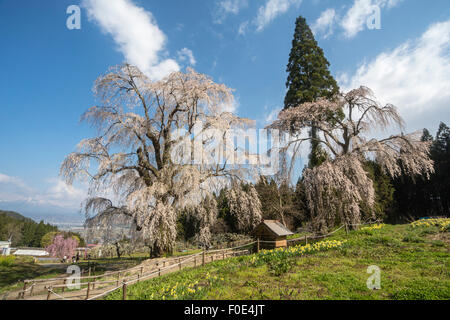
[114,242,121,259]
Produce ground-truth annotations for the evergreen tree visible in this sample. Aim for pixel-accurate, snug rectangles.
[284,16,340,168]
[362,161,395,221]
[390,123,450,221]
[254,176,304,230]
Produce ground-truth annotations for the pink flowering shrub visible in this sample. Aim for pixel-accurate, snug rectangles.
[45,234,79,260]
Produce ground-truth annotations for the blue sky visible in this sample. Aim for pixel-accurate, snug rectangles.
[0,0,449,222]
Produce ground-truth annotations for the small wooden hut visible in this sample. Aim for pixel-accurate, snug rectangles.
[251,220,294,250]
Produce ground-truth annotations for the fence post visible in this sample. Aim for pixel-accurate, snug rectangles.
[194,256,197,267]
[46,286,52,300]
[86,282,91,300]
[62,279,66,293]
[92,277,96,289]
[30,282,34,296]
[222,251,225,260]
[20,282,27,299]
[179,258,182,270]
[158,268,161,277]
[202,251,205,266]
[140,266,144,276]
[122,282,127,300]
[305,235,308,245]
[257,238,260,253]
[88,266,91,277]
[116,272,120,286]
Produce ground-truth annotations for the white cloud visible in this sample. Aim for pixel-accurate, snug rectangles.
[312,8,337,39]
[219,96,240,114]
[338,20,450,132]
[0,173,30,191]
[82,0,179,80]
[214,0,249,24]
[254,0,302,32]
[0,173,87,211]
[238,21,249,35]
[264,107,282,124]
[340,0,403,38]
[177,48,197,66]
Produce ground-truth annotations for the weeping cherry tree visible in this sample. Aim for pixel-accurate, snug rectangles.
[269,87,434,233]
[61,64,259,256]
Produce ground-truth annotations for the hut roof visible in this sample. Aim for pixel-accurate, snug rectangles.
[253,220,294,237]
[13,249,49,257]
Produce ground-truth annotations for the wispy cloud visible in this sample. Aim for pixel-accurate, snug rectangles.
[238,21,249,35]
[82,0,179,80]
[264,107,282,124]
[219,95,240,114]
[177,48,197,66]
[338,19,450,132]
[0,173,86,211]
[254,0,302,32]
[0,173,31,191]
[312,8,337,39]
[213,0,249,24]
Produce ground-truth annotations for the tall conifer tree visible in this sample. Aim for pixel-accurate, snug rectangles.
[284,16,339,168]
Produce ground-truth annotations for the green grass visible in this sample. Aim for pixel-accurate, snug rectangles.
[0,255,147,294]
[0,257,62,294]
[105,223,450,300]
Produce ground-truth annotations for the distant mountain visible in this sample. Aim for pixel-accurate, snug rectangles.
[0,210,34,222]
[0,203,85,225]
[0,209,59,246]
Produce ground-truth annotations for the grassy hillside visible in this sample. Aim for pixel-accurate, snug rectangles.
[106,221,449,300]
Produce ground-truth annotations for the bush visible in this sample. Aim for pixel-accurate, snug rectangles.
[0,255,16,267]
[268,259,295,276]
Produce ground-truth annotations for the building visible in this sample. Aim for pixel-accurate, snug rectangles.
[13,249,49,257]
[251,220,294,250]
[0,240,11,255]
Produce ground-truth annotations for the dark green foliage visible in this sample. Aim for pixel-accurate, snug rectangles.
[284,16,339,168]
[0,210,58,247]
[284,16,339,108]
[216,187,238,233]
[362,161,395,221]
[177,210,201,241]
[254,176,305,231]
[390,122,450,221]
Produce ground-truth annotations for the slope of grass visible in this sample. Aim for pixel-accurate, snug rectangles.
[0,255,148,295]
[105,223,450,300]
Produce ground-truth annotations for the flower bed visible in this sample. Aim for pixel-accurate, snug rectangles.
[361,224,385,231]
[411,218,450,231]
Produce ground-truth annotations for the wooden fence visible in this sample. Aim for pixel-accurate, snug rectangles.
[9,221,379,300]
[11,242,254,300]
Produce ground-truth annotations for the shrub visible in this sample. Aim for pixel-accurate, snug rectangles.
[268,259,295,276]
[411,218,450,232]
[0,255,16,267]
